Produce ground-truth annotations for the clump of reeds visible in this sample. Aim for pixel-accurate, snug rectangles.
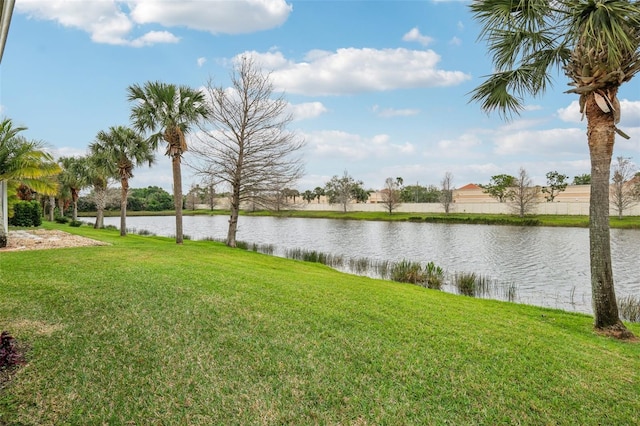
[348,257,371,275]
[374,260,391,279]
[425,261,444,290]
[454,272,477,296]
[503,282,518,302]
[284,248,344,267]
[618,295,640,323]
[453,272,497,297]
[391,260,426,284]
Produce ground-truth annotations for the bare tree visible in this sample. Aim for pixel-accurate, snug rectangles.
[440,172,454,214]
[380,177,402,215]
[190,55,304,247]
[610,157,638,219]
[509,167,539,218]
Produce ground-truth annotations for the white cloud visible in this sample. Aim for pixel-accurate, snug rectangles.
[557,100,582,123]
[372,105,420,118]
[558,99,640,128]
[289,102,328,121]
[197,57,207,67]
[16,0,291,46]
[130,31,180,48]
[243,48,470,96]
[304,130,415,162]
[129,0,291,34]
[402,27,434,46]
[449,36,462,46]
[493,127,585,156]
[437,133,483,157]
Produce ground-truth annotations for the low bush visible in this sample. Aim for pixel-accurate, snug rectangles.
[0,331,25,369]
[54,216,69,224]
[69,220,83,227]
[9,201,42,227]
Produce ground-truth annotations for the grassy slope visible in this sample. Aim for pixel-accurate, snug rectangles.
[1,224,639,425]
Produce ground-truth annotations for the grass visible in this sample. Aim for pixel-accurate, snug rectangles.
[1,223,639,425]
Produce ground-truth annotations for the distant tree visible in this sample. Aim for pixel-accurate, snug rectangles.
[352,186,372,203]
[400,184,441,203]
[282,188,300,203]
[313,186,325,203]
[610,157,638,219]
[541,171,569,202]
[58,156,90,221]
[185,184,204,210]
[440,172,454,214]
[483,174,516,202]
[302,190,315,204]
[572,173,591,185]
[200,178,217,211]
[381,177,402,215]
[509,168,539,218]
[190,55,304,247]
[325,171,363,213]
[128,186,173,211]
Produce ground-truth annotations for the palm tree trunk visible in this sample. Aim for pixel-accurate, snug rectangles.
[585,94,630,336]
[0,180,7,248]
[71,189,79,221]
[94,187,106,229]
[120,178,128,237]
[48,195,55,221]
[172,153,183,244]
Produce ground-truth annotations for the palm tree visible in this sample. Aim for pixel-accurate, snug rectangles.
[58,156,89,221]
[85,153,116,229]
[0,118,60,247]
[127,81,208,244]
[90,126,155,236]
[469,0,640,337]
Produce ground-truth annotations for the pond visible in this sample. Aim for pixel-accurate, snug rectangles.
[94,214,640,315]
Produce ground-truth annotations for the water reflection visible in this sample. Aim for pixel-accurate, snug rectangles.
[96,215,640,314]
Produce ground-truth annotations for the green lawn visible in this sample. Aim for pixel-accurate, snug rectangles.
[1,223,638,425]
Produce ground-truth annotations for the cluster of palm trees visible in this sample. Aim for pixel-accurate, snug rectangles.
[0,81,208,246]
[0,118,60,246]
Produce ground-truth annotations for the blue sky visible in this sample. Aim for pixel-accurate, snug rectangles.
[1,0,639,193]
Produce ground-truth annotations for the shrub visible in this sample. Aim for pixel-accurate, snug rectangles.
[391,260,425,284]
[54,216,69,224]
[69,220,83,227]
[0,331,25,369]
[9,201,42,227]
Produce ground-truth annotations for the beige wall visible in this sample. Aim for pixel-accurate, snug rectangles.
[196,185,640,216]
